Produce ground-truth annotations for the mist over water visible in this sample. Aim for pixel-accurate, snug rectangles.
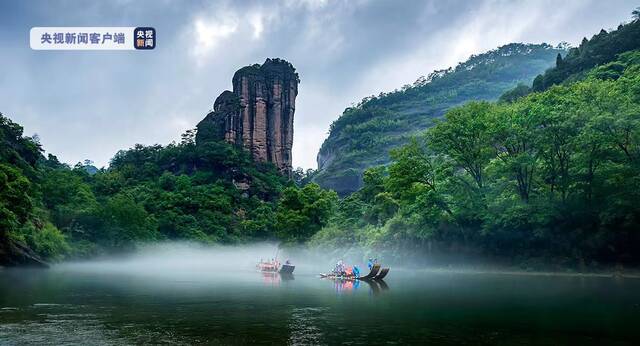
[2,242,640,345]
[55,242,349,278]
[52,241,639,280]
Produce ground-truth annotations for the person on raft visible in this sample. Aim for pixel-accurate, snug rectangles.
[331,260,361,278]
[335,260,351,276]
[334,260,344,275]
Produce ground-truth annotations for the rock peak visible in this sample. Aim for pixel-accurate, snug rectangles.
[196,59,299,176]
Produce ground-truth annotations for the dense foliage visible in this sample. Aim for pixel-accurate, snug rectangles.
[312,49,640,268]
[0,115,70,261]
[524,17,640,93]
[0,118,337,261]
[315,43,565,195]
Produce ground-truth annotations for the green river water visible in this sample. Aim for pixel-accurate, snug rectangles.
[1,261,639,345]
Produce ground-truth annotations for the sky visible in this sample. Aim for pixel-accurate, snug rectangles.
[0,0,637,169]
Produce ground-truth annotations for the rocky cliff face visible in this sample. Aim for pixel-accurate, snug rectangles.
[196,58,299,175]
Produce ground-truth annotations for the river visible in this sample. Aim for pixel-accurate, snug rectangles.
[1,246,639,345]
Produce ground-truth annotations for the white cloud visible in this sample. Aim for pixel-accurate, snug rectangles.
[285,0,329,10]
[249,11,264,39]
[192,15,239,63]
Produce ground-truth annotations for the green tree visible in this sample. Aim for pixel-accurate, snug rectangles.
[0,164,32,239]
[275,184,338,242]
[429,102,495,190]
[97,193,159,248]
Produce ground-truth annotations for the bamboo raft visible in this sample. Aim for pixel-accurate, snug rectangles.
[319,263,389,281]
[257,261,296,274]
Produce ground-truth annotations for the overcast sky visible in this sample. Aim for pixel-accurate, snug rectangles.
[0,0,636,169]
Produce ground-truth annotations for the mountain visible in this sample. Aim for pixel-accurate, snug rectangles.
[1,58,339,266]
[197,58,299,176]
[314,43,565,195]
[312,47,640,266]
[310,12,640,265]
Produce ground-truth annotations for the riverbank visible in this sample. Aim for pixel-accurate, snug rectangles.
[0,238,49,268]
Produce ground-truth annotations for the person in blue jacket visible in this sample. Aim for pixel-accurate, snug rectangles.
[367,258,373,270]
[352,266,360,278]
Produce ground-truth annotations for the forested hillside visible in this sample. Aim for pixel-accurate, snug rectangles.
[530,17,640,93]
[0,116,50,265]
[0,115,337,265]
[311,46,640,268]
[315,43,565,195]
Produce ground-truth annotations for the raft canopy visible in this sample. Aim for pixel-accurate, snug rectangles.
[279,264,295,274]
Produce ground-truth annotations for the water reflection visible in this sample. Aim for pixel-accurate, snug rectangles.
[280,273,295,281]
[260,272,295,286]
[322,278,390,295]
